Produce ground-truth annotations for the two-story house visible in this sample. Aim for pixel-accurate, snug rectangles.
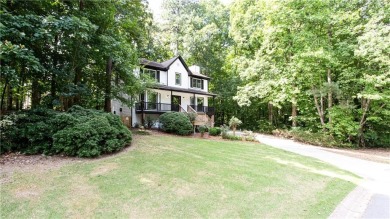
[111,56,216,128]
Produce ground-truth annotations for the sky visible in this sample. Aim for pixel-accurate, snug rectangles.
[148,0,233,20]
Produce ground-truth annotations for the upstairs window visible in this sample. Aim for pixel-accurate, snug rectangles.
[175,72,181,85]
[191,78,203,89]
[142,69,159,82]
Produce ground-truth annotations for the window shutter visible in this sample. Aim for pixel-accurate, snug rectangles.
[190,78,193,87]
[157,71,160,82]
[201,80,204,89]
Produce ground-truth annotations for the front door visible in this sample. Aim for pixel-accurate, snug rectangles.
[171,95,181,111]
[197,97,204,112]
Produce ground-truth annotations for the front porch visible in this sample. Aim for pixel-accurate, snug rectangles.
[135,102,215,115]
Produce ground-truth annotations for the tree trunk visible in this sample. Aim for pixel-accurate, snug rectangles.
[358,98,370,148]
[49,35,59,109]
[73,66,82,105]
[327,27,333,123]
[6,85,13,110]
[1,81,8,113]
[31,79,40,108]
[79,0,84,10]
[291,93,298,127]
[16,67,25,110]
[268,102,273,125]
[327,68,332,123]
[15,90,19,110]
[313,95,325,126]
[104,57,113,112]
[291,102,297,127]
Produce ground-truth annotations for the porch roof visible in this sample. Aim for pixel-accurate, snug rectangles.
[152,84,217,97]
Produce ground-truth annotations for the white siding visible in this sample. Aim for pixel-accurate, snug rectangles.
[167,59,189,88]
[159,71,168,85]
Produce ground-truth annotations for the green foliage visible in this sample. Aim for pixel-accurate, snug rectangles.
[228,0,390,148]
[272,128,353,148]
[198,125,208,134]
[258,119,275,134]
[220,124,230,138]
[186,112,197,123]
[242,131,257,142]
[159,112,193,136]
[325,106,359,143]
[229,116,242,128]
[222,134,242,141]
[0,106,131,157]
[0,0,150,111]
[145,116,157,129]
[229,116,242,136]
[0,108,58,154]
[52,108,132,157]
[209,127,222,136]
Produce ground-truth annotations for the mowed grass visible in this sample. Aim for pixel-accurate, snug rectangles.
[1,134,359,218]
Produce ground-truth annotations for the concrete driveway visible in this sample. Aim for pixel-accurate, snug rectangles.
[255,134,390,218]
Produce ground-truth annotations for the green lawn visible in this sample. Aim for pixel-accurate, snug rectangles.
[1,134,359,218]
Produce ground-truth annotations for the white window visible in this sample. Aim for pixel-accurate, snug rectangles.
[191,78,203,89]
[175,72,181,85]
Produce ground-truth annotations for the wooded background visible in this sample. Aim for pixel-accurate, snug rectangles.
[1,0,389,147]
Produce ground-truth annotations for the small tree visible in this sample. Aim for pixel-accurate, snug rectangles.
[229,116,242,136]
[187,112,197,134]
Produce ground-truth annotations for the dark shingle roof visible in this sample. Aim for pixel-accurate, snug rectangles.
[140,56,210,80]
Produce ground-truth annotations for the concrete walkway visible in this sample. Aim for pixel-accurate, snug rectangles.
[255,134,390,219]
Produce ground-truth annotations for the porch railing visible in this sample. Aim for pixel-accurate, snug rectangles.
[189,105,215,115]
[135,102,180,112]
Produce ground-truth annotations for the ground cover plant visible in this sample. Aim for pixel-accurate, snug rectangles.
[1,134,359,218]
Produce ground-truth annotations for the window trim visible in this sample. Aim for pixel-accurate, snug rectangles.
[191,77,203,89]
[175,72,181,85]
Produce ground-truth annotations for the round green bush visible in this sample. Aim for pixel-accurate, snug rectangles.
[1,105,132,157]
[159,112,193,135]
[209,127,222,136]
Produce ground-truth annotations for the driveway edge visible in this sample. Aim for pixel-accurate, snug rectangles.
[329,184,372,218]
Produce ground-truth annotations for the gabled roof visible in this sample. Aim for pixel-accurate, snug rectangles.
[140,56,210,80]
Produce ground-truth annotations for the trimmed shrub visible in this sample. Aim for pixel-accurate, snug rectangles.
[209,127,222,136]
[222,134,242,141]
[0,106,132,157]
[0,108,58,154]
[159,112,193,135]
